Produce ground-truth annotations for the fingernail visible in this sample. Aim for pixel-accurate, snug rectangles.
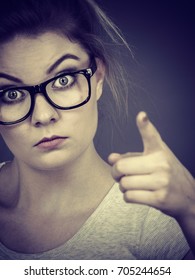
[142,113,148,123]
[109,153,121,160]
[108,153,121,164]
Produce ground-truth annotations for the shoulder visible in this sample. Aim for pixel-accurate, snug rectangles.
[137,206,190,259]
[0,162,6,169]
[0,161,17,208]
[0,161,8,193]
[100,183,152,245]
[104,183,189,259]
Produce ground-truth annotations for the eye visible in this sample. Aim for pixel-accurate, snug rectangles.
[52,75,75,90]
[1,89,28,104]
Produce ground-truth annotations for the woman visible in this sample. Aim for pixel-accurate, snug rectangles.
[0,0,194,259]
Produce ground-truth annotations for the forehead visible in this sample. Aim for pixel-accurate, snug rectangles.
[0,32,89,82]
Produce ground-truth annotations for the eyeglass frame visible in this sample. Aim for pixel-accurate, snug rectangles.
[0,58,97,125]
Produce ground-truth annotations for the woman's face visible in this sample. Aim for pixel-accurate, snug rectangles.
[0,32,104,170]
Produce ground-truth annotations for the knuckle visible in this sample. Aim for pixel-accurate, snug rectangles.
[119,183,126,193]
[111,168,117,180]
[123,192,131,203]
[115,161,123,173]
[154,188,170,208]
[156,153,171,172]
[154,191,167,206]
[156,174,170,187]
[120,177,128,188]
[160,157,171,172]
[162,175,171,187]
[162,161,171,172]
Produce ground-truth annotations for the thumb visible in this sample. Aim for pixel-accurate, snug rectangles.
[108,152,142,165]
[136,111,163,153]
[108,153,121,165]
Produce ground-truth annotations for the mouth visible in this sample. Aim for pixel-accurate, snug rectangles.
[34,135,68,149]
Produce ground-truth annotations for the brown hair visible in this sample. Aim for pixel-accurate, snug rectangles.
[0,0,134,120]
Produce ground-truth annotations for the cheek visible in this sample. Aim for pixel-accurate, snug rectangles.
[0,125,30,158]
[69,97,98,141]
[0,86,99,165]
[61,87,99,150]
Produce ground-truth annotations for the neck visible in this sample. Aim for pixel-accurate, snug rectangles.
[13,144,113,211]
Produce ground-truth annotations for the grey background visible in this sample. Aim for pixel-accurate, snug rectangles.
[0,0,195,176]
[96,0,195,176]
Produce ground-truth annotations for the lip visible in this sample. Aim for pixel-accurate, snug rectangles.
[34,135,68,149]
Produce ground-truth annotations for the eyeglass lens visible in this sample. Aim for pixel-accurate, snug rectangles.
[0,72,89,123]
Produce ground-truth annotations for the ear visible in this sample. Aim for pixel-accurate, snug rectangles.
[94,58,105,101]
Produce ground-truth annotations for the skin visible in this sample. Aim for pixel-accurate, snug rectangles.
[0,32,114,253]
[108,112,195,258]
[0,32,194,258]
[0,33,103,171]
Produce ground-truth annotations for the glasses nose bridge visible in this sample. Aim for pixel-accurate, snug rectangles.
[33,83,45,95]
[30,82,50,107]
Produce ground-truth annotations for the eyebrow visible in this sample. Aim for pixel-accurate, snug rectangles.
[0,73,22,83]
[0,53,80,84]
[47,54,80,74]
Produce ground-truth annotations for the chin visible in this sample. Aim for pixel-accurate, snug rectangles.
[28,148,81,171]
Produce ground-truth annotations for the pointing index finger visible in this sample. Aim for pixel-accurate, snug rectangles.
[108,152,142,165]
[136,111,163,154]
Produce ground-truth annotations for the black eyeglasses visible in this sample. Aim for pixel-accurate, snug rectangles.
[0,59,97,125]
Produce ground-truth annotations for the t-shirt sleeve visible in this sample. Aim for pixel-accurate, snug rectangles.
[137,207,190,260]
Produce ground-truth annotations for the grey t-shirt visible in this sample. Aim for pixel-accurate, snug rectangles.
[0,171,189,259]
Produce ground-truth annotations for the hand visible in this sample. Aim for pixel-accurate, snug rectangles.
[108,111,195,220]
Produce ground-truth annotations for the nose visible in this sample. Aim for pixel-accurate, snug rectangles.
[31,94,60,127]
